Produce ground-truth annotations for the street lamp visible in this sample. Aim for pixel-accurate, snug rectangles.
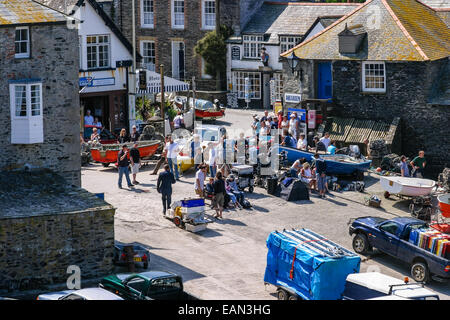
[286,51,302,79]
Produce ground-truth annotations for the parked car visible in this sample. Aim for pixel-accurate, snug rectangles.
[100,271,188,300]
[37,288,123,300]
[348,216,450,283]
[343,272,439,300]
[113,243,150,269]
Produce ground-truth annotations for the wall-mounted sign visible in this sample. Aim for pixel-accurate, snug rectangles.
[231,46,241,60]
[79,77,93,87]
[284,93,302,104]
[92,77,115,87]
[308,109,316,129]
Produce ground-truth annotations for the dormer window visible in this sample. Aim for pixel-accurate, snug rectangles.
[338,24,366,54]
[243,35,263,59]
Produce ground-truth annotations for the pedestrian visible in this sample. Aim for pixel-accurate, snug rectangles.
[173,111,184,130]
[314,153,327,198]
[84,109,94,126]
[281,129,296,148]
[281,115,289,131]
[130,143,141,185]
[277,110,283,128]
[191,134,202,171]
[130,125,140,142]
[289,112,299,140]
[90,127,100,143]
[195,164,207,198]
[300,162,317,192]
[117,145,134,189]
[213,171,226,219]
[320,132,331,149]
[225,175,243,209]
[151,136,168,175]
[93,117,102,128]
[157,164,176,215]
[312,136,327,153]
[166,134,180,180]
[208,142,217,178]
[400,155,410,177]
[118,128,130,144]
[260,110,269,123]
[251,115,261,138]
[327,140,337,155]
[410,150,426,178]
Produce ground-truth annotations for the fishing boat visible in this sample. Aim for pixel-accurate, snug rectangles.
[91,140,161,167]
[438,194,450,218]
[379,176,436,198]
[276,145,372,175]
[192,99,225,121]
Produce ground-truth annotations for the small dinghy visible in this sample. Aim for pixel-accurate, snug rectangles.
[379,176,436,198]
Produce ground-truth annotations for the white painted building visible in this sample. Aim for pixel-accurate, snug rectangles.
[226,2,360,109]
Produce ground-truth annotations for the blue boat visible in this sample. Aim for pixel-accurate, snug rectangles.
[275,145,372,175]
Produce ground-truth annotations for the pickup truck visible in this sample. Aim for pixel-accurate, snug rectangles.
[348,216,450,283]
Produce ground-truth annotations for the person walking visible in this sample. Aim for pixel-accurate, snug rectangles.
[130,143,141,185]
[289,112,299,140]
[157,164,176,215]
[117,145,134,189]
[166,134,180,180]
[195,164,207,198]
[314,153,327,199]
[410,150,426,178]
[213,171,226,219]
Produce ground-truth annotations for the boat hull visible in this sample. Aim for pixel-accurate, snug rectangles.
[91,141,160,164]
[277,146,371,175]
[438,194,450,218]
[195,109,225,120]
[379,176,435,197]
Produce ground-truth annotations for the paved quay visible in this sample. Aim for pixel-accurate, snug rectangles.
[81,110,450,300]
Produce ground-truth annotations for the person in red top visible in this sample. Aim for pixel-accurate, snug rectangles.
[277,110,283,129]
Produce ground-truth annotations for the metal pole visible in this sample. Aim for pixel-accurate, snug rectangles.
[128,0,137,133]
[160,64,165,135]
[192,76,196,129]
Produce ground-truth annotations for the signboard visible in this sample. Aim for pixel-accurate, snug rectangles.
[116,60,132,68]
[92,78,115,87]
[244,77,251,103]
[287,108,306,121]
[139,69,147,90]
[231,46,241,60]
[284,93,302,104]
[79,77,93,87]
[274,101,283,114]
[269,79,276,106]
[308,110,316,129]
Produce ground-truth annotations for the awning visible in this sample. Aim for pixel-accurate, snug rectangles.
[135,70,190,95]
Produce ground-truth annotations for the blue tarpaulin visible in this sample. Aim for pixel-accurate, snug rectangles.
[264,229,361,300]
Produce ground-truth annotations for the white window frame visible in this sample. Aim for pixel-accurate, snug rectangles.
[86,34,110,69]
[273,73,283,101]
[232,71,261,100]
[141,0,154,28]
[362,61,386,93]
[202,0,216,30]
[140,40,156,71]
[280,36,302,54]
[243,35,264,59]
[171,0,185,29]
[10,83,43,119]
[15,27,30,59]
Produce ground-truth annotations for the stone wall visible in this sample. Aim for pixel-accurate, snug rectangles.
[282,58,450,177]
[0,207,115,292]
[0,24,81,186]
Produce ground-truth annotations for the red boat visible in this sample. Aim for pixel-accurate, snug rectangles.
[91,141,161,167]
[193,99,225,121]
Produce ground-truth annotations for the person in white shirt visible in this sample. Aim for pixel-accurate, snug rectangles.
[166,134,180,180]
[297,134,308,150]
[320,132,331,149]
[288,112,299,139]
[195,165,207,198]
[208,142,217,178]
[84,110,94,126]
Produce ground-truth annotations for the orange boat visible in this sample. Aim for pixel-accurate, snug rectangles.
[193,99,225,121]
[91,140,161,167]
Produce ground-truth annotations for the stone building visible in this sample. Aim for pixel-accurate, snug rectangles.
[0,0,115,292]
[281,0,450,177]
[103,0,290,92]
[226,1,360,109]
[0,0,81,187]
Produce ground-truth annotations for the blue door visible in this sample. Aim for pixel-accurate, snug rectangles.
[317,62,332,100]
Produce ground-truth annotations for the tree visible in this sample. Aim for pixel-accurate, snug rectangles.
[194,25,233,90]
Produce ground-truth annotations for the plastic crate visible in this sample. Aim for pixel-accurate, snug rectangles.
[185,223,207,233]
[181,198,205,208]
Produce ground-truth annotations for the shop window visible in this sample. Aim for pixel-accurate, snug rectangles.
[9,80,44,144]
[232,71,261,99]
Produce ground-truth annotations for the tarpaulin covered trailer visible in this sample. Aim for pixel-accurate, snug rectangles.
[264,229,361,300]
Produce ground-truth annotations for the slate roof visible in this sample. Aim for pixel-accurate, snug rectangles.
[419,0,450,9]
[241,2,361,44]
[0,169,113,219]
[283,0,450,62]
[0,0,68,25]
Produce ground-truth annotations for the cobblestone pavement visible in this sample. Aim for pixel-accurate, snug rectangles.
[81,109,450,300]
